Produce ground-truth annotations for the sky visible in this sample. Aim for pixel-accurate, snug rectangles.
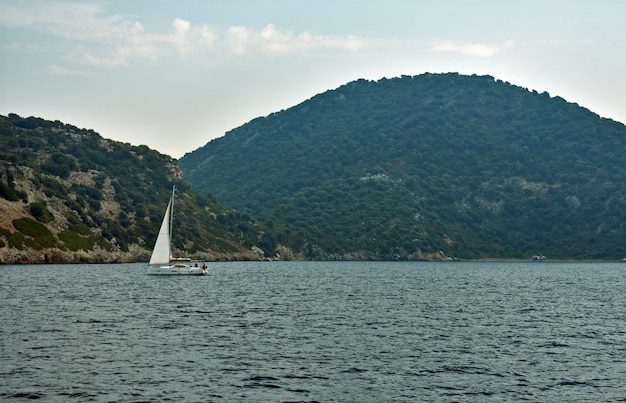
[1,1,625,159]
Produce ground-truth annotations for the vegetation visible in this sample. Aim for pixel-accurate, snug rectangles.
[0,113,280,263]
[181,73,626,260]
[29,202,55,223]
[4,73,626,262]
[12,218,56,249]
[58,225,100,252]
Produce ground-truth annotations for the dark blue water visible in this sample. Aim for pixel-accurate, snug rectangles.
[2,261,626,402]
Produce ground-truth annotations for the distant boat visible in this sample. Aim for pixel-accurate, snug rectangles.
[147,186,207,275]
[532,255,547,262]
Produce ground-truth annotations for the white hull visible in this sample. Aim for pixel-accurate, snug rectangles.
[147,265,208,276]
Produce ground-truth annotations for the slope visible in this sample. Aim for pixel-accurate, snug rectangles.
[0,114,278,263]
[180,73,626,260]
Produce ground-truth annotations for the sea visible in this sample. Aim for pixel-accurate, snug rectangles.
[1,261,625,402]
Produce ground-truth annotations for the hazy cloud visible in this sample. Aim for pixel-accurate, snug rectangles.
[48,64,86,76]
[218,23,368,56]
[1,1,369,69]
[432,41,514,57]
[0,1,126,41]
[79,19,370,65]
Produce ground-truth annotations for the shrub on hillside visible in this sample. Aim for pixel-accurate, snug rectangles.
[29,202,55,223]
[12,217,56,248]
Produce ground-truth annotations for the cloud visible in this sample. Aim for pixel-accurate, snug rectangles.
[432,40,513,57]
[0,1,126,41]
[219,23,368,56]
[1,1,370,69]
[172,18,191,52]
[48,64,86,76]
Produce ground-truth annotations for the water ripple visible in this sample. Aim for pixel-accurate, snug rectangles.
[2,261,626,401]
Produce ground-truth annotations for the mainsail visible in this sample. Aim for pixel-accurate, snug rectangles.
[149,199,172,265]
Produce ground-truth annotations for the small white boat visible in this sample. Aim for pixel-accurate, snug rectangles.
[147,186,207,276]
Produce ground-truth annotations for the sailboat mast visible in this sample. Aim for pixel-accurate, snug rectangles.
[170,185,175,249]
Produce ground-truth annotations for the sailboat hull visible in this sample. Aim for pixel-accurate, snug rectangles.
[147,265,208,275]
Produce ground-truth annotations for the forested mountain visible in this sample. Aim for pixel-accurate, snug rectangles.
[0,114,279,263]
[181,73,626,260]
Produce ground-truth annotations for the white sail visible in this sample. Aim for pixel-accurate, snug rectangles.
[149,199,172,265]
[147,187,207,275]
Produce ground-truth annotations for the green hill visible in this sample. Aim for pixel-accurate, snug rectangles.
[0,114,279,263]
[180,73,626,260]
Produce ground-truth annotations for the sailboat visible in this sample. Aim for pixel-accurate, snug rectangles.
[147,186,208,275]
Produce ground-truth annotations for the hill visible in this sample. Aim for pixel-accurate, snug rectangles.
[180,73,626,260]
[0,114,280,264]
